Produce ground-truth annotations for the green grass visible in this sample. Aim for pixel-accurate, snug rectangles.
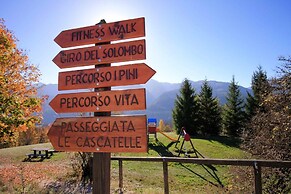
[111,132,252,193]
[0,132,253,193]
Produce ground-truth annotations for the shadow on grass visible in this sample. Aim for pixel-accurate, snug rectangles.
[149,140,224,188]
[148,140,175,157]
[22,157,45,162]
[175,146,224,187]
[179,163,224,188]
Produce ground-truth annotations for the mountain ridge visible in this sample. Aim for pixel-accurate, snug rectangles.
[38,79,251,125]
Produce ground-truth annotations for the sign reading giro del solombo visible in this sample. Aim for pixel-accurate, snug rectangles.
[48,17,155,153]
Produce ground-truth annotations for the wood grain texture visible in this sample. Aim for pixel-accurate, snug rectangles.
[53,39,146,69]
[54,17,145,48]
[58,63,155,90]
[47,115,147,152]
[49,88,146,113]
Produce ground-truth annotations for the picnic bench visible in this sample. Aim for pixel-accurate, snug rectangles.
[25,147,54,161]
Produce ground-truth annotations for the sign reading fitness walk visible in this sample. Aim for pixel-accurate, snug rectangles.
[48,17,155,153]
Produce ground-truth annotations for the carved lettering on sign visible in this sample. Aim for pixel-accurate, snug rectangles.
[49,89,146,113]
[53,40,146,69]
[54,17,145,48]
[47,116,147,152]
[58,63,155,91]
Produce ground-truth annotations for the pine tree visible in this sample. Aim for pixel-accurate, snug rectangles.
[198,80,221,136]
[243,58,291,193]
[245,92,257,120]
[222,76,245,137]
[252,66,270,104]
[172,79,199,135]
[245,66,270,120]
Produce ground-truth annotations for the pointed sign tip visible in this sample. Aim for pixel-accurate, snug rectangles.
[53,17,145,48]
[49,95,59,114]
[144,64,156,81]
[54,32,65,48]
[52,52,62,69]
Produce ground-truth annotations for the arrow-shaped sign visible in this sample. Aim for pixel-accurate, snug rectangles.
[58,63,156,91]
[49,88,146,113]
[47,115,147,152]
[54,17,145,48]
[53,39,146,69]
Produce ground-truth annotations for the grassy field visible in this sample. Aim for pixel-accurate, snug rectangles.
[0,132,254,193]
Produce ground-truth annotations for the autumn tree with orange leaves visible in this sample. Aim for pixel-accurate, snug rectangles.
[0,19,43,148]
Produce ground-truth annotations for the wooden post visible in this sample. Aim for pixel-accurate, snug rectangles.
[92,65,111,194]
[93,19,111,194]
[93,152,111,194]
[119,159,123,193]
[163,159,169,194]
[92,64,111,193]
[178,139,185,157]
[253,161,262,194]
[175,128,183,148]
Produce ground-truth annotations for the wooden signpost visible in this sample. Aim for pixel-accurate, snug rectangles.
[49,88,146,113]
[58,63,156,90]
[53,39,146,69]
[47,115,147,152]
[49,17,153,194]
[54,17,145,48]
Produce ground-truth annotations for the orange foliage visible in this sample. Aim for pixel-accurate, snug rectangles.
[0,18,45,147]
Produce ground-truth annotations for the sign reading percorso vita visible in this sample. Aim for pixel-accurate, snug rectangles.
[49,88,146,113]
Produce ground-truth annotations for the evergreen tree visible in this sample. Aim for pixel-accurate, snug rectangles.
[242,58,291,193]
[245,66,270,120]
[198,80,221,136]
[245,92,257,120]
[222,76,245,137]
[172,79,199,135]
[251,65,270,104]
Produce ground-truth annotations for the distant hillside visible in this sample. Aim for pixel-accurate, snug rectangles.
[38,79,251,125]
[146,80,251,123]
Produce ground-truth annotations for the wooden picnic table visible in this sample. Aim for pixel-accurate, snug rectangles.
[32,147,50,158]
[26,147,54,160]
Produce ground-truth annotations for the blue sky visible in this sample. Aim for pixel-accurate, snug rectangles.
[2,0,291,87]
